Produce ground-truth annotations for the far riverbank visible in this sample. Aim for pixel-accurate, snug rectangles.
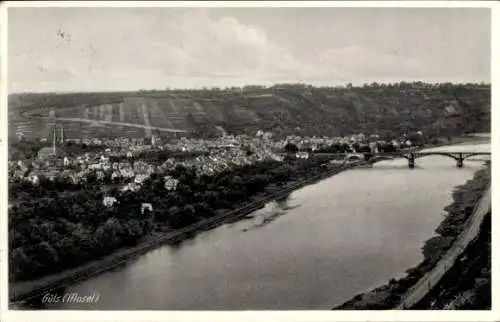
[430,133,490,148]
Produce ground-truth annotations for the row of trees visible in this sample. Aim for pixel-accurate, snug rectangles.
[9,157,332,282]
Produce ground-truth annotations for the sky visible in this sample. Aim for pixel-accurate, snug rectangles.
[7,6,491,93]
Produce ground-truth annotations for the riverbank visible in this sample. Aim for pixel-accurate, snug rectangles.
[10,160,360,305]
[427,134,490,149]
[333,162,491,310]
[412,212,491,309]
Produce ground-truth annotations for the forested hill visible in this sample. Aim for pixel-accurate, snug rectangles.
[8,82,491,140]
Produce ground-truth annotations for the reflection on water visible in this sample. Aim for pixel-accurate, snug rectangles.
[38,142,489,310]
[241,194,301,232]
[169,233,197,249]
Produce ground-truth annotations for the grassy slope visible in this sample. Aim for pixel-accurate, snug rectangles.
[8,83,491,140]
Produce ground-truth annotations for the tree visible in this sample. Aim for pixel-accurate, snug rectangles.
[94,218,123,253]
[194,202,214,218]
[284,142,299,154]
[167,206,183,229]
[85,171,98,184]
[55,236,78,267]
[342,143,352,152]
[10,247,32,280]
[121,219,144,245]
[32,241,60,273]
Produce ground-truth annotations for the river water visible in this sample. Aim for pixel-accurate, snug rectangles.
[43,141,490,310]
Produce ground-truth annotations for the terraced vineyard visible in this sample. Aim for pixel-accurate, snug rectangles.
[8,83,491,140]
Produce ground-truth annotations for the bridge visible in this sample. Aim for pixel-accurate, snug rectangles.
[365,151,491,168]
[287,151,491,168]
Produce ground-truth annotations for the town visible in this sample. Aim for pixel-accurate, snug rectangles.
[8,125,426,190]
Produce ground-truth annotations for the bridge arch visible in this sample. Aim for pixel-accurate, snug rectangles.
[463,153,491,160]
[414,152,460,161]
[368,155,395,164]
[368,153,410,164]
[343,153,365,163]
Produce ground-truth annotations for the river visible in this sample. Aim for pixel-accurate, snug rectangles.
[40,141,490,310]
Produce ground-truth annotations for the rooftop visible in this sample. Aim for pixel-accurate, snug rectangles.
[37,146,66,160]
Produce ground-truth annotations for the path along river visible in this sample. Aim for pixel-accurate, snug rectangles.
[41,141,490,310]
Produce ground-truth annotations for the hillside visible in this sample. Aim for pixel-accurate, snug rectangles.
[8,82,491,141]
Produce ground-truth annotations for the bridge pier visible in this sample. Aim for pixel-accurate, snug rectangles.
[408,153,415,169]
[456,153,464,168]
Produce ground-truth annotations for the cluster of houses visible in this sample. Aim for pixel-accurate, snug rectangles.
[168,146,283,176]
[8,132,283,190]
[9,128,424,198]
[281,132,422,153]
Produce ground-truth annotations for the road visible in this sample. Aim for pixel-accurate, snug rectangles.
[397,184,491,309]
[22,114,188,133]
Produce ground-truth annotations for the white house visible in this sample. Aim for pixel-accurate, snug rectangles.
[164,176,179,191]
[134,174,149,185]
[120,168,135,178]
[295,152,310,159]
[263,132,273,141]
[14,170,25,179]
[141,203,153,214]
[89,163,101,170]
[369,142,379,153]
[152,135,161,146]
[68,174,80,184]
[96,171,105,180]
[121,182,141,192]
[103,196,118,207]
[111,171,122,180]
[28,174,40,185]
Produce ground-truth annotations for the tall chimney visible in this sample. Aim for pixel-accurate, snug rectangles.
[61,124,64,143]
[53,124,56,155]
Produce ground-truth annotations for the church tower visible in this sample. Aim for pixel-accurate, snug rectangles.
[53,124,57,155]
